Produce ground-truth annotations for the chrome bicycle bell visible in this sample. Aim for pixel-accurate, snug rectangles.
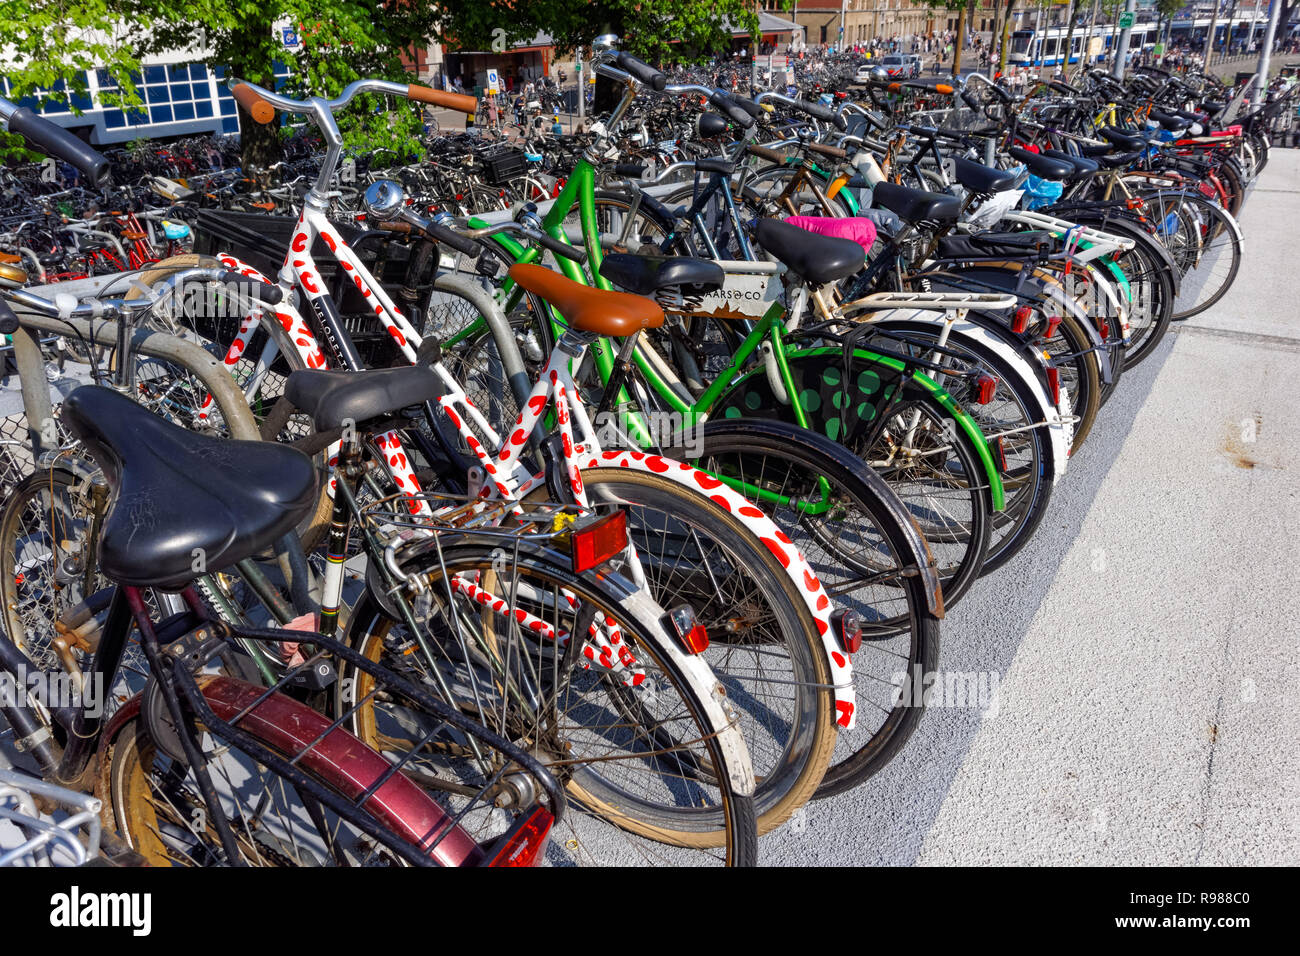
[363,179,408,221]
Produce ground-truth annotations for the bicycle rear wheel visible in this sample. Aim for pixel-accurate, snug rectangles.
[340,542,758,864]
[670,419,942,796]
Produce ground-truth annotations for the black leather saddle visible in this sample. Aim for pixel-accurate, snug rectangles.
[871,181,962,223]
[599,253,724,296]
[285,365,443,433]
[754,218,864,286]
[1098,127,1148,151]
[1148,110,1187,131]
[60,386,319,591]
[952,157,1020,194]
[1006,146,1075,182]
[1096,149,1143,169]
[1042,149,1100,179]
[936,230,1055,260]
[695,157,735,176]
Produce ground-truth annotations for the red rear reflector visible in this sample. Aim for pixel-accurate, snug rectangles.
[1099,317,1111,340]
[1044,315,1062,338]
[570,510,628,574]
[666,604,710,654]
[484,806,553,867]
[1011,306,1032,334]
[1045,366,1061,406]
[994,436,1010,473]
[831,609,863,654]
[975,374,997,405]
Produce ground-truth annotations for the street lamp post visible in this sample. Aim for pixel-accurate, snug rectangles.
[1253,0,1282,100]
[1112,0,1136,78]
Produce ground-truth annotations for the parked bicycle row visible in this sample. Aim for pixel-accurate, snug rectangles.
[0,38,1264,866]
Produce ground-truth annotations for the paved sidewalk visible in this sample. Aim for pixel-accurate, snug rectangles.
[762,149,1300,865]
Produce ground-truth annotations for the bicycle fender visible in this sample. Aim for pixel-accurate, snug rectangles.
[579,454,859,732]
[689,416,945,619]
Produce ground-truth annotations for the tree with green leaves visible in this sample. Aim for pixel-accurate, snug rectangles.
[0,1,763,169]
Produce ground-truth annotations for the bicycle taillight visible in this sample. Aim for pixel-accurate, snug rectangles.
[570,509,628,574]
[482,805,554,867]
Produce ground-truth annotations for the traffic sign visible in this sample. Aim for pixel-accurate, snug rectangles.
[1118,11,1135,29]
[486,68,500,94]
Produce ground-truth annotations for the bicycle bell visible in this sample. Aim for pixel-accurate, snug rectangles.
[363,179,408,221]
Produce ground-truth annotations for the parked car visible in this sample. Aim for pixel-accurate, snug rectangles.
[879,54,909,78]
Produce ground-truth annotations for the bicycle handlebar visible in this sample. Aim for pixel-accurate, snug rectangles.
[231,78,476,125]
[4,267,282,321]
[0,96,112,187]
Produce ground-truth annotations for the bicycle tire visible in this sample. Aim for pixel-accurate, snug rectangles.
[525,467,836,836]
[340,542,758,863]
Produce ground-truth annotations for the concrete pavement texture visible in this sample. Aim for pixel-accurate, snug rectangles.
[757,150,1300,866]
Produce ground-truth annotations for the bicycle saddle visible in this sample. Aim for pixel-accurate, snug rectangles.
[1097,127,1148,151]
[60,386,319,590]
[951,157,1020,194]
[1042,150,1100,179]
[785,215,877,252]
[1148,110,1187,132]
[1006,146,1075,182]
[870,181,962,224]
[509,263,664,335]
[695,157,736,176]
[599,253,724,296]
[935,230,1054,259]
[754,217,864,286]
[1095,149,1143,169]
[285,365,443,432]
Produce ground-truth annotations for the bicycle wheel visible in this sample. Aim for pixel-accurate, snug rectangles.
[526,467,836,836]
[0,468,160,717]
[340,542,757,864]
[714,347,994,609]
[101,705,486,867]
[1167,193,1243,320]
[670,419,942,796]
[863,319,1058,573]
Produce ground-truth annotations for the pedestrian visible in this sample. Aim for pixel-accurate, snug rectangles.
[551,114,563,136]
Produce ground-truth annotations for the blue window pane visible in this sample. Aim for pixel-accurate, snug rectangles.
[218,94,237,115]
[150,104,172,123]
[212,65,227,79]
[173,101,195,121]
[144,65,165,84]
[190,63,208,80]
[169,64,189,82]
[170,82,192,101]
[195,99,213,118]
[146,85,169,103]
[221,116,239,134]
[70,87,93,111]
[103,109,125,129]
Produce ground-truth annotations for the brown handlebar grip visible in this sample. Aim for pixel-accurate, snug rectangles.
[748,145,787,164]
[407,84,477,114]
[232,84,275,125]
[808,142,848,160]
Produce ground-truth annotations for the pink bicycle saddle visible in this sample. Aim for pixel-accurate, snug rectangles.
[784,215,877,253]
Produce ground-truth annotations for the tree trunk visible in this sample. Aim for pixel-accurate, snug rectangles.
[238,117,283,174]
[998,0,1017,75]
[952,2,967,78]
[1061,0,1077,79]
